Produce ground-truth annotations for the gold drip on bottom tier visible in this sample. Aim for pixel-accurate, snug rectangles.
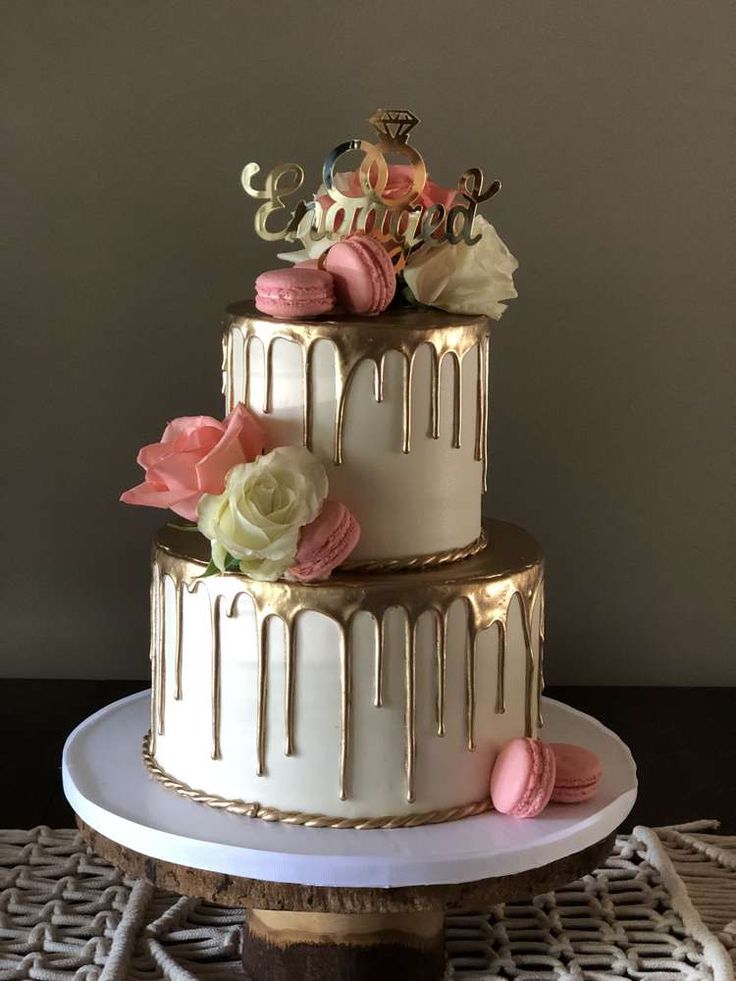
[147,521,544,825]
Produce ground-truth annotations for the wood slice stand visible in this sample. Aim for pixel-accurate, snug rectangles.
[64,693,637,981]
[78,818,615,981]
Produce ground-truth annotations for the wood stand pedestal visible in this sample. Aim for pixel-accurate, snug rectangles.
[79,819,616,981]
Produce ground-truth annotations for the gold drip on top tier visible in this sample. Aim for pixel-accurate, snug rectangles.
[222,304,491,490]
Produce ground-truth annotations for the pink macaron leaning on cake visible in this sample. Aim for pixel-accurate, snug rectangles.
[255,267,335,319]
[490,737,557,819]
[549,742,602,803]
[288,500,361,583]
[323,234,396,316]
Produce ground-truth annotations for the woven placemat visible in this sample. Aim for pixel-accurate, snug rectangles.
[1,821,734,980]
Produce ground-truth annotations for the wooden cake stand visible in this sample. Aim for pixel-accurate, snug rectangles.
[63,693,637,981]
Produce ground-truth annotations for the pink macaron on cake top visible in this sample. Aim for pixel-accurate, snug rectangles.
[255,267,335,319]
[323,234,396,316]
[549,742,603,803]
[490,737,557,819]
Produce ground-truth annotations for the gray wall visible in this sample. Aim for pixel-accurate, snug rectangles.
[3,1,734,683]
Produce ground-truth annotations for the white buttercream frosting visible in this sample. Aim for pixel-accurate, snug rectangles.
[226,333,484,562]
[153,560,542,820]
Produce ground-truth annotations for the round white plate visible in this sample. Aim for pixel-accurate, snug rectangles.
[63,691,636,889]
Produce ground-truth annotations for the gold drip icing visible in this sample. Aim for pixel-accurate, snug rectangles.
[256,613,269,776]
[303,345,315,447]
[223,304,490,472]
[451,352,462,449]
[495,620,507,714]
[465,607,477,751]
[221,330,234,413]
[210,595,223,760]
[520,595,536,737]
[142,731,491,830]
[537,588,545,728]
[147,564,169,743]
[373,616,385,708]
[173,583,184,701]
[405,619,417,803]
[402,355,413,453]
[283,619,297,756]
[244,334,253,408]
[148,566,159,755]
[151,521,543,802]
[434,609,447,737]
[476,335,490,491]
[339,624,351,801]
[429,351,440,438]
[157,569,166,737]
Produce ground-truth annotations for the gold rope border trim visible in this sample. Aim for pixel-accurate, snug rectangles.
[340,529,488,575]
[143,733,491,830]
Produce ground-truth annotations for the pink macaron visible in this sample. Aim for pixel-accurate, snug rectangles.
[288,500,361,582]
[255,267,335,319]
[490,737,557,818]
[549,742,602,803]
[323,234,396,316]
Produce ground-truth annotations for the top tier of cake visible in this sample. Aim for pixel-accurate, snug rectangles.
[222,303,491,566]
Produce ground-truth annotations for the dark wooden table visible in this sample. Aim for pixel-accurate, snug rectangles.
[1,680,734,833]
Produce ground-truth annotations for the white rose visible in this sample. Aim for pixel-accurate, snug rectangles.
[403,216,518,320]
[197,446,328,581]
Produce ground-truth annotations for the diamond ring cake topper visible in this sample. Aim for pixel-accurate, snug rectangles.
[241,109,501,271]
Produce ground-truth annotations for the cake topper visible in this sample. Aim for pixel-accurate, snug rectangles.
[241,109,501,270]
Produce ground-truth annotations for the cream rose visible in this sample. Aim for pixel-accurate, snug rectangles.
[197,446,328,581]
[403,216,518,320]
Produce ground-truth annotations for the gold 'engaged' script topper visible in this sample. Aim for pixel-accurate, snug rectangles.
[241,109,501,270]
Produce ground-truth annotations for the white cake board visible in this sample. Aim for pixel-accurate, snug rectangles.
[62,691,636,889]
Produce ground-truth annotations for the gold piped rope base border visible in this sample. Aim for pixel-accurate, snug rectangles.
[340,529,488,575]
[142,733,492,830]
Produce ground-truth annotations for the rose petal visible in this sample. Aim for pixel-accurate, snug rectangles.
[161,416,224,444]
[404,216,518,320]
[121,481,200,521]
[148,449,206,495]
[195,406,263,495]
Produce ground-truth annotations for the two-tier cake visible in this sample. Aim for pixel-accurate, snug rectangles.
[123,110,548,828]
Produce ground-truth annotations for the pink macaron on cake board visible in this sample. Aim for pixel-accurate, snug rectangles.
[489,737,604,819]
[549,742,603,803]
[490,738,557,819]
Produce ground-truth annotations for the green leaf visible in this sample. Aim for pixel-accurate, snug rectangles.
[399,278,422,308]
[196,549,241,579]
[200,557,221,578]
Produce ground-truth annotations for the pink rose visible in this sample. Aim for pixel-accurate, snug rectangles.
[345,164,457,212]
[121,404,265,521]
[287,499,361,582]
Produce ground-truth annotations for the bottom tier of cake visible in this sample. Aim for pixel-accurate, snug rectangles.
[147,521,544,827]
